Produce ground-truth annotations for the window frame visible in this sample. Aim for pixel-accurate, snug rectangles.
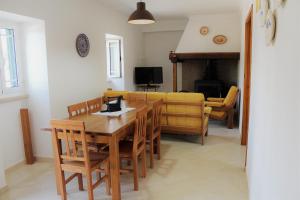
[105,35,124,79]
[0,22,24,96]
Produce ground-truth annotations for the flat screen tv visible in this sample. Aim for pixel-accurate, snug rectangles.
[135,67,163,85]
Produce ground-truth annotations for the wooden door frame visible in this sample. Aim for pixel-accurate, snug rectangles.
[241,5,253,146]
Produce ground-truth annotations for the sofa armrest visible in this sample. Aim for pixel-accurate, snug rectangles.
[207,97,225,102]
[204,107,212,115]
[205,101,224,108]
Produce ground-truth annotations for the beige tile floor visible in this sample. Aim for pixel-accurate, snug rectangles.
[0,122,248,200]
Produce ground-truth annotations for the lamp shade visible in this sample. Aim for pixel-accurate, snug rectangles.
[128,2,155,25]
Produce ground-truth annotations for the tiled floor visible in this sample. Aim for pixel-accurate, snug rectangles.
[0,122,248,200]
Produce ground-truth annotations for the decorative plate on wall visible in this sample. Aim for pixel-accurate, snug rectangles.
[265,10,276,46]
[258,0,269,27]
[76,33,90,57]
[200,26,209,36]
[213,35,228,45]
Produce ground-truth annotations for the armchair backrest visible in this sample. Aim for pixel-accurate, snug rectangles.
[224,86,239,109]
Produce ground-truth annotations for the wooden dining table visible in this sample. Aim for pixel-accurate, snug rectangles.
[44,101,153,200]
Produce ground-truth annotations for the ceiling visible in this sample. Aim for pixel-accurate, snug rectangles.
[97,0,242,19]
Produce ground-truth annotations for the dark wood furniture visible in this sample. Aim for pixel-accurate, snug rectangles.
[51,120,110,200]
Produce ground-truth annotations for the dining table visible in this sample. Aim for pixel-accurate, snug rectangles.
[44,100,153,200]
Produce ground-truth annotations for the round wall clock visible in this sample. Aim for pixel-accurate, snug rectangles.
[76,33,90,57]
[213,35,228,45]
[258,0,269,27]
[200,26,209,36]
[265,10,276,46]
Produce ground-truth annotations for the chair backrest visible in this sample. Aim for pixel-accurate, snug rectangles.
[133,106,148,154]
[150,99,163,133]
[68,102,88,118]
[128,92,147,102]
[224,86,239,109]
[87,97,102,113]
[51,120,90,166]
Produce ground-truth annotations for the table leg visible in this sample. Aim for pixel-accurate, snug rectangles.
[110,134,121,200]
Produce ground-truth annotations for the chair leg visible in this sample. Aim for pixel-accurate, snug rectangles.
[205,130,208,137]
[132,157,139,191]
[150,139,154,169]
[156,135,161,160]
[141,148,147,178]
[105,161,111,195]
[57,170,67,200]
[201,133,204,145]
[78,173,84,191]
[86,171,94,200]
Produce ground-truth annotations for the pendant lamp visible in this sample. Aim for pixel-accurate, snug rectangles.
[128,1,156,25]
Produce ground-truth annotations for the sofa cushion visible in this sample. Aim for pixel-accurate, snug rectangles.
[224,86,238,108]
[166,93,204,129]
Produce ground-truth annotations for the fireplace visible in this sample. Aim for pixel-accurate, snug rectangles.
[169,52,240,98]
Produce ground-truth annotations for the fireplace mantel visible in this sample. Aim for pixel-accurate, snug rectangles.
[169,51,240,92]
[169,51,240,63]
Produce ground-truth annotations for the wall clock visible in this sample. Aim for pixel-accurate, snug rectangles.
[265,10,276,46]
[200,26,209,36]
[76,33,90,57]
[213,35,228,45]
[258,0,269,27]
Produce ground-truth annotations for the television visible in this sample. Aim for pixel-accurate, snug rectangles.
[135,67,163,85]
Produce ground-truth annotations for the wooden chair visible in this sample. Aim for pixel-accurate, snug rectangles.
[68,102,88,117]
[128,92,147,103]
[205,86,239,129]
[147,99,163,168]
[119,106,148,191]
[87,97,103,113]
[51,120,110,200]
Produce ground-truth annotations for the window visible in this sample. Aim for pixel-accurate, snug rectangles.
[0,28,22,94]
[106,38,122,78]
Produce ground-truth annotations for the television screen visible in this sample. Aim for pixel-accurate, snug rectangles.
[135,67,163,85]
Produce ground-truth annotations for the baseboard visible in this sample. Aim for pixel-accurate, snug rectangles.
[5,160,25,174]
[35,156,53,163]
[0,185,8,194]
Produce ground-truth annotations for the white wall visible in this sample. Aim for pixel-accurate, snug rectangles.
[0,0,144,159]
[176,13,241,52]
[239,1,300,200]
[143,31,183,92]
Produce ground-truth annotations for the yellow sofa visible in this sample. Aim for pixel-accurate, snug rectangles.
[103,90,211,145]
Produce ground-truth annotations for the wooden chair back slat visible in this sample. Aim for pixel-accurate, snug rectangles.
[152,99,163,132]
[87,97,103,113]
[68,102,88,118]
[51,120,90,164]
[133,107,148,153]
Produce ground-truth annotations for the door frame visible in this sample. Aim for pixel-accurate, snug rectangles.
[241,5,253,146]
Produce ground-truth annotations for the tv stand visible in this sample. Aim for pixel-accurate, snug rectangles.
[136,84,161,92]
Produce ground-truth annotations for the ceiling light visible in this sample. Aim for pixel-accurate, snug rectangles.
[128,2,156,25]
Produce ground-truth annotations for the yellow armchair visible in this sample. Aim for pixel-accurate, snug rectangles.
[205,86,239,129]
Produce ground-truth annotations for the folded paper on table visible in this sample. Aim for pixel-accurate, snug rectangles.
[93,107,135,117]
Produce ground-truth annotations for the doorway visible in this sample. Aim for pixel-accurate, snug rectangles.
[241,5,253,146]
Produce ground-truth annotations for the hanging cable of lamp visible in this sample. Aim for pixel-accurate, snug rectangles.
[128,1,156,25]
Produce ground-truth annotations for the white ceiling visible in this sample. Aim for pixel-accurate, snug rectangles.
[97,0,242,19]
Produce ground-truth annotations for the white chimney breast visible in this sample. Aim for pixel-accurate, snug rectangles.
[176,13,241,53]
